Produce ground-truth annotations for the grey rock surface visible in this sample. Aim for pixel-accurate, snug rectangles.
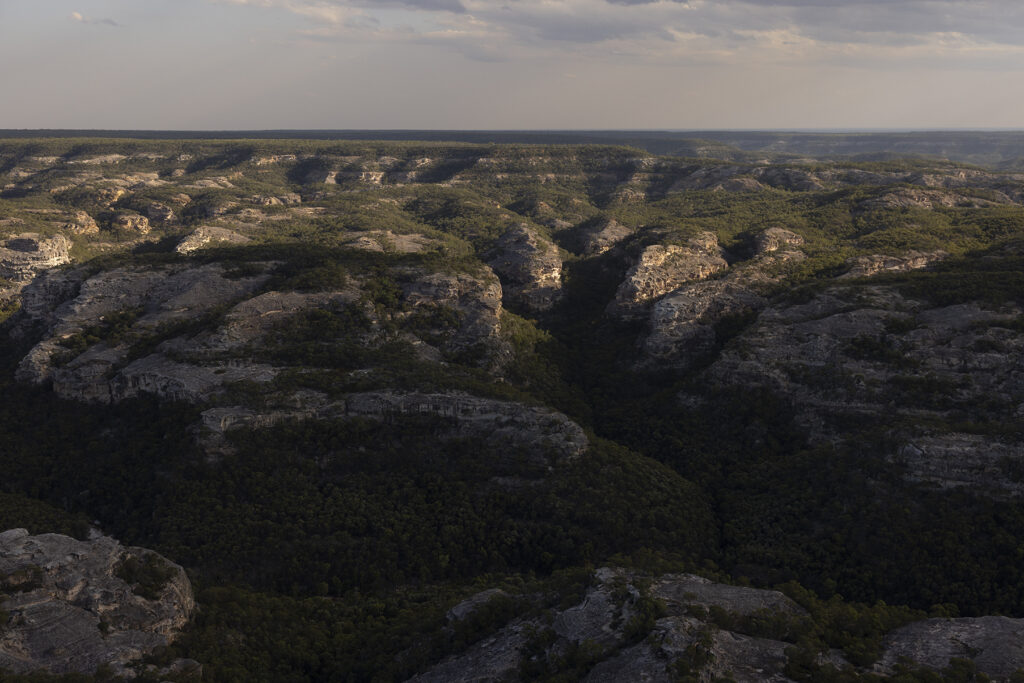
[640,229,804,367]
[841,250,947,279]
[487,224,563,311]
[608,232,728,319]
[754,227,804,255]
[16,263,269,399]
[175,226,250,253]
[651,573,805,617]
[577,218,633,255]
[61,211,99,235]
[446,589,510,624]
[409,568,801,683]
[199,390,588,464]
[697,285,1024,495]
[877,617,1024,679]
[111,213,150,235]
[0,234,71,282]
[0,529,194,677]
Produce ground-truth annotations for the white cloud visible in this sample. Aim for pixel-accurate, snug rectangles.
[70,10,120,27]
[212,0,1024,69]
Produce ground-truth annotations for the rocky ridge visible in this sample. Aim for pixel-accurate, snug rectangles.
[694,285,1024,496]
[8,256,587,463]
[199,390,589,466]
[411,568,1024,682]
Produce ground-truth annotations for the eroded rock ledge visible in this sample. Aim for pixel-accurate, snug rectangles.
[0,234,71,283]
[0,529,195,678]
[200,390,589,465]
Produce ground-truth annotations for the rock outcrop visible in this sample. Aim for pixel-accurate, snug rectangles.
[576,217,632,255]
[841,250,947,279]
[144,202,176,223]
[0,234,71,282]
[754,227,805,255]
[344,230,433,254]
[111,213,150,235]
[0,528,194,677]
[876,617,1024,679]
[608,232,728,319]
[411,568,803,683]
[175,226,251,253]
[199,390,589,465]
[640,228,804,366]
[61,210,99,235]
[695,285,1024,496]
[856,188,969,212]
[487,225,563,311]
[15,263,270,395]
[411,567,1024,681]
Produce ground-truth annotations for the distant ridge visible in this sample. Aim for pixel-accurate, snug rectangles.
[4,129,1024,166]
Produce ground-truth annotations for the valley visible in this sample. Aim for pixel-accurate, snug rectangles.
[1,137,1024,681]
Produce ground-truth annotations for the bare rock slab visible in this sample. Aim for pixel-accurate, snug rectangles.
[0,529,195,677]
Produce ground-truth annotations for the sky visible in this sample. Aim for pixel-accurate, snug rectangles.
[1,0,1023,130]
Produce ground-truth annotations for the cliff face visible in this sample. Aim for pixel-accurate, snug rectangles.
[693,285,1024,496]
[487,224,564,312]
[0,529,195,678]
[0,234,70,283]
[637,228,804,367]
[607,232,728,320]
[199,390,588,466]
[13,261,510,402]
